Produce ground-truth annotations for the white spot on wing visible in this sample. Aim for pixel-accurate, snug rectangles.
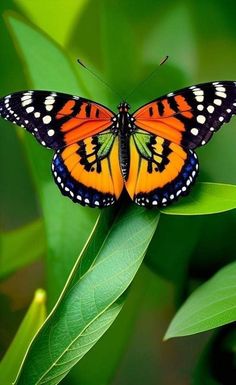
[207,105,214,113]
[193,90,204,96]
[216,86,226,92]
[191,128,199,136]
[197,104,204,111]
[196,96,204,102]
[46,105,53,111]
[43,115,52,124]
[214,99,222,106]
[197,115,206,124]
[216,91,226,98]
[26,106,34,113]
[47,129,55,136]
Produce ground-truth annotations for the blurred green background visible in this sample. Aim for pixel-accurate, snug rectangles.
[0,0,236,384]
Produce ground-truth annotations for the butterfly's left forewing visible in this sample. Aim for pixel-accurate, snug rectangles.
[125,129,198,207]
[0,90,114,149]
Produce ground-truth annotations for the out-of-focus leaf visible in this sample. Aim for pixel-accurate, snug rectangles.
[161,183,236,216]
[0,289,47,385]
[5,13,98,306]
[0,120,40,230]
[5,12,85,94]
[165,261,236,339]
[15,0,89,47]
[193,325,236,385]
[145,2,197,80]
[101,0,140,101]
[15,205,160,385]
[190,210,236,276]
[0,219,45,279]
[146,215,201,284]
[0,2,39,230]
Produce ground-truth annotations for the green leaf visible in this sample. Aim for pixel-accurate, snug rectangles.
[161,183,236,216]
[0,219,46,279]
[165,261,236,339]
[5,13,98,306]
[0,289,47,385]
[66,265,150,385]
[15,205,160,384]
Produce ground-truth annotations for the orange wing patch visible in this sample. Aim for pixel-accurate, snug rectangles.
[125,131,199,208]
[133,95,193,145]
[55,100,114,145]
[52,133,124,208]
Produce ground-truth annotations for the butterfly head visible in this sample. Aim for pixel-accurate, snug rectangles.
[118,102,130,112]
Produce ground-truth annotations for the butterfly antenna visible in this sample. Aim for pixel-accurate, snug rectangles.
[125,55,169,100]
[77,59,122,99]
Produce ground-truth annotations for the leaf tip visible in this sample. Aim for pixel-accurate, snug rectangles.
[34,288,46,304]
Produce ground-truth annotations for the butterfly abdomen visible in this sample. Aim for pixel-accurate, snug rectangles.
[117,106,134,181]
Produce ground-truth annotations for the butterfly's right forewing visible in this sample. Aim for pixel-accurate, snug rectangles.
[133,81,236,149]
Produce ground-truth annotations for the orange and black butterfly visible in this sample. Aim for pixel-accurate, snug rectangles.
[0,81,236,208]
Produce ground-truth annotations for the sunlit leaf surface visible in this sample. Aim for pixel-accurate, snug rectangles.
[165,261,236,339]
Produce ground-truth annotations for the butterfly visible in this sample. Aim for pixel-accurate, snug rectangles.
[0,81,236,208]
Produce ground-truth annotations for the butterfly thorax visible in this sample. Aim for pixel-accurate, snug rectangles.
[116,102,135,180]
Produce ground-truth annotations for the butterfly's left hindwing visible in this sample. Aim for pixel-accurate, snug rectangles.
[125,129,199,207]
[0,91,114,149]
[52,131,124,208]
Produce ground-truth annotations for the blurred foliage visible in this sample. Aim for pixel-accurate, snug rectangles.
[0,289,46,385]
[0,0,236,384]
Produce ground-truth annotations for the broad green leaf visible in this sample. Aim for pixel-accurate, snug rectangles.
[66,265,151,385]
[15,205,160,384]
[0,289,47,385]
[0,219,46,279]
[5,13,98,306]
[161,183,236,216]
[165,261,236,339]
